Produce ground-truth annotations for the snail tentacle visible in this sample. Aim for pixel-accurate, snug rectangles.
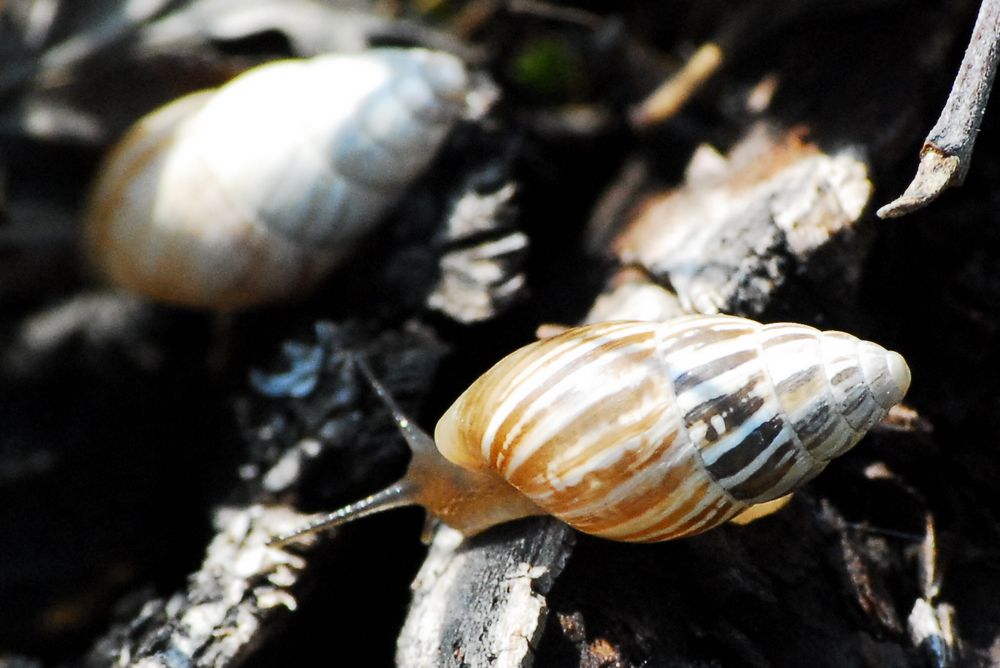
[270,481,417,547]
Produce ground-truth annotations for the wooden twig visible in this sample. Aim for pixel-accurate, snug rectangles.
[878,0,1000,218]
[630,41,724,128]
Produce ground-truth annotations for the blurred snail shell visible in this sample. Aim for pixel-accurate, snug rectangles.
[82,48,470,309]
[275,315,911,545]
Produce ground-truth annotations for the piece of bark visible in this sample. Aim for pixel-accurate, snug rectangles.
[427,182,529,324]
[603,124,872,317]
[397,519,575,668]
[84,505,314,668]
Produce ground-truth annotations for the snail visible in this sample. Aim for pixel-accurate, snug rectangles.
[275,314,911,545]
[82,48,470,309]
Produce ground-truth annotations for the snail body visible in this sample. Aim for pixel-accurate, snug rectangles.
[276,315,911,545]
[83,48,469,309]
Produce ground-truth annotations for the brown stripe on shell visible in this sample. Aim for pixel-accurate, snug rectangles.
[776,365,825,398]
[574,425,736,541]
[502,323,690,534]
[772,362,829,429]
[840,380,879,430]
[435,323,651,472]
[611,475,738,542]
[772,362,847,454]
[705,414,785,481]
[505,366,670,494]
[819,331,876,431]
[672,349,758,395]
[657,317,759,360]
[707,415,795,501]
[663,318,806,504]
[597,471,714,540]
[812,331,882,460]
[636,496,738,542]
[537,424,686,536]
[787,400,842,455]
[831,366,857,386]
[792,399,856,463]
[486,328,656,473]
[715,425,798,500]
[437,344,548,472]
[622,497,722,542]
[757,328,830,465]
[679,373,768,444]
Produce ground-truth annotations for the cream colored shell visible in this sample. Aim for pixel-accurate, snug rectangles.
[83,48,469,309]
[434,315,911,541]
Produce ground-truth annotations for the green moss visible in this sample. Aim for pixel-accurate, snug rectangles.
[507,35,587,102]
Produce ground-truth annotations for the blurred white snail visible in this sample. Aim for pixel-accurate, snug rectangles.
[274,314,911,545]
[82,48,470,309]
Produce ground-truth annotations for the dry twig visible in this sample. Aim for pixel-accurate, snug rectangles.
[878,0,1000,218]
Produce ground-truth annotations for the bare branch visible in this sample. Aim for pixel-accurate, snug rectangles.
[878,0,1000,218]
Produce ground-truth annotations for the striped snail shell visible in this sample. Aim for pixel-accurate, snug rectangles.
[82,48,469,310]
[274,314,911,545]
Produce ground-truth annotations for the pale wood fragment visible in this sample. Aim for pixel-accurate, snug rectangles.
[396,519,575,668]
[606,124,872,316]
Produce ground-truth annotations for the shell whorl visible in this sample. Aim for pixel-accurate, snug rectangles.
[434,315,910,542]
[82,48,469,309]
